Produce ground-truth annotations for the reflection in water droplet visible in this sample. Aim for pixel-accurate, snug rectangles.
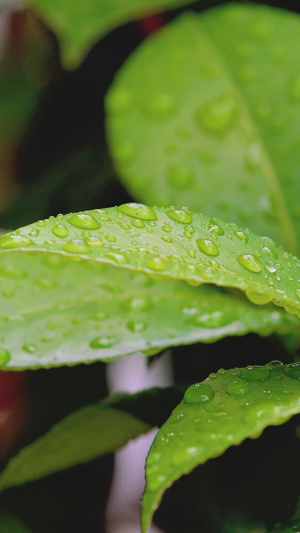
[284,362,300,380]
[195,94,238,136]
[184,383,215,404]
[165,209,192,224]
[0,348,11,366]
[237,254,262,273]
[117,203,157,221]
[167,164,194,191]
[68,213,101,229]
[241,366,270,382]
[196,238,219,257]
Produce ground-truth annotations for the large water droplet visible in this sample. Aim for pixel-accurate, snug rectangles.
[246,291,272,305]
[241,365,270,382]
[117,203,157,221]
[146,257,167,271]
[284,362,300,380]
[184,383,215,404]
[52,224,69,238]
[131,219,145,228]
[167,164,194,191]
[63,239,91,254]
[195,94,238,136]
[0,234,33,248]
[226,379,250,396]
[0,348,11,366]
[237,254,262,273]
[89,336,113,349]
[165,209,192,224]
[196,238,219,257]
[68,213,101,229]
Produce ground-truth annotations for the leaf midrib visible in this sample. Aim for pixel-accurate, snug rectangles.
[200,21,298,256]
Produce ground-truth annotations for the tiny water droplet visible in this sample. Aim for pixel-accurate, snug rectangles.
[117,203,157,221]
[187,310,229,328]
[68,213,101,229]
[241,365,270,382]
[195,94,238,136]
[89,336,113,349]
[162,223,172,233]
[196,238,219,257]
[184,383,215,404]
[284,362,300,380]
[52,224,69,238]
[165,209,192,224]
[0,348,11,366]
[237,254,262,273]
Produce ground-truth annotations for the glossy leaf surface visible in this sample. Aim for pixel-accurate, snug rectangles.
[141,362,300,532]
[0,386,184,491]
[106,4,300,255]
[0,205,299,368]
[25,0,195,68]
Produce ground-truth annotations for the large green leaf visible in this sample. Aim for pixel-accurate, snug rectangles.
[0,205,299,368]
[0,204,299,369]
[106,4,300,255]
[141,361,300,533]
[0,514,32,533]
[25,0,195,68]
[0,386,184,492]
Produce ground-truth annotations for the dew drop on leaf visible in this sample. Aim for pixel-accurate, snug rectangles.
[105,234,116,243]
[196,238,219,257]
[162,224,172,233]
[146,257,167,271]
[165,209,193,224]
[161,235,173,243]
[184,383,215,404]
[0,234,33,248]
[237,254,262,273]
[241,365,270,382]
[117,203,157,221]
[208,218,224,236]
[22,344,38,354]
[63,239,91,254]
[89,336,114,349]
[0,348,11,366]
[68,213,101,230]
[52,224,69,238]
[284,362,300,380]
[131,219,145,228]
[226,379,250,396]
[195,94,238,136]
[234,229,249,243]
[245,291,272,305]
[126,320,147,333]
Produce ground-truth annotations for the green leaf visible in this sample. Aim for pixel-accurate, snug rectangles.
[0,514,32,533]
[270,522,300,533]
[25,0,196,68]
[0,386,184,492]
[141,361,300,533]
[106,4,300,255]
[0,205,299,369]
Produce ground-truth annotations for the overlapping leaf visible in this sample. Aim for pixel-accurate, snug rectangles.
[0,386,184,492]
[25,0,195,68]
[106,4,300,255]
[0,205,299,368]
[141,362,300,532]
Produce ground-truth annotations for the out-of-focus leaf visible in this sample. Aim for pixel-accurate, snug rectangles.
[0,386,184,491]
[106,4,300,255]
[141,362,300,532]
[25,0,196,68]
[0,513,31,533]
[0,205,299,368]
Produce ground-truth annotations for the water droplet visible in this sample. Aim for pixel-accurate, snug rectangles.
[126,320,147,333]
[161,235,173,243]
[196,238,219,257]
[147,257,167,271]
[122,295,153,312]
[187,249,196,258]
[241,365,270,382]
[237,254,262,273]
[131,219,145,228]
[208,218,224,236]
[261,245,277,258]
[288,75,300,103]
[165,209,192,224]
[226,379,250,396]
[162,223,172,233]
[89,336,113,349]
[184,383,215,404]
[85,236,104,247]
[145,93,176,118]
[68,213,101,230]
[234,230,249,243]
[246,291,272,305]
[103,252,127,264]
[28,227,39,238]
[105,234,116,243]
[0,234,33,248]
[284,362,300,380]
[63,239,91,254]
[187,310,229,328]
[0,348,10,366]
[167,164,194,191]
[117,203,157,221]
[265,360,283,370]
[195,94,238,136]
[52,224,69,238]
[264,261,277,273]
[22,343,37,354]
[36,220,46,227]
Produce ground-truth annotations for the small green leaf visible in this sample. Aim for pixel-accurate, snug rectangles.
[0,387,183,492]
[25,0,196,68]
[0,205,299,368]
[141,362,300,533]
[106,4,300,254]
